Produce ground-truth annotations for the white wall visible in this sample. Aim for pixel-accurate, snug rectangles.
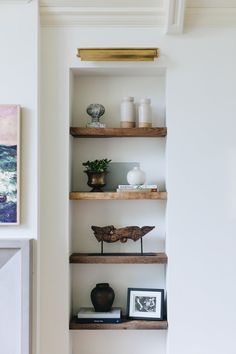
[40,28,168,354]
[40,24,236,354]
[0,1,39,239]
[0,2,39,354]
[1,6,236,354]
[164,28,236,354]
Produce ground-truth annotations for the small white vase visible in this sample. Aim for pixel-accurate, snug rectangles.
[127,167,146,185]
[138,98,152,128]
[120,96,135,128]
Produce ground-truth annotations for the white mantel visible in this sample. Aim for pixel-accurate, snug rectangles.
[0,239,31,354]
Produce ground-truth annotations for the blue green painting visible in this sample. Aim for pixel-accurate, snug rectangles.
[0,105,20,224]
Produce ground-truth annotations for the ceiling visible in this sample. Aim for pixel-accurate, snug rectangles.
[40,0,168,29]
[40,0,236,5]
[186,0,236,6]
[40,0,165,6]
[8,0,236,30]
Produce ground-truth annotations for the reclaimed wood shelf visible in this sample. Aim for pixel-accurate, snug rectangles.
[70,252,168,264]
[70,191,167,200]
[70,127,167,138]
[70,317,168,330]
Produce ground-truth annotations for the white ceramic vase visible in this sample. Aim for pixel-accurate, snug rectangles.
[127,166,146,185]
[120,96,135,128]
[138,98,152,128]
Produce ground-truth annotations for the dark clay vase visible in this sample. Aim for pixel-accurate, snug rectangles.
[91,283,115,312]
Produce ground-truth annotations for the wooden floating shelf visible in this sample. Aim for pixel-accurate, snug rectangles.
[70,252,168,264]
[70,317,168,330]
[70,127,167,138]
[70,191,167,200]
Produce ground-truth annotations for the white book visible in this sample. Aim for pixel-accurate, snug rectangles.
[116,188,157,192]
[118,184,158,190]
[77,307,121,319]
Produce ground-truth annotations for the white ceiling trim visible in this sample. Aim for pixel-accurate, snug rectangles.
[185,7,236,26]
[186,0,236,8]
[40,7,166,27]
[40,0,164,7]
[39,0,236,30]
[166,0,186,34]
[0,0,31,3]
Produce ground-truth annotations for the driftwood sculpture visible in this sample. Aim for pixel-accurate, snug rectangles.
[91,225,155,243]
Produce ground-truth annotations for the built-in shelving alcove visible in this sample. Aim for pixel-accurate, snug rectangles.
[69,63,167,353]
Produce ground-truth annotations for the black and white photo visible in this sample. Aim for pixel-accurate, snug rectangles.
[127,288,164,320]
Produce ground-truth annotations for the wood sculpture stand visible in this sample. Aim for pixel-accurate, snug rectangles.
[100,237,145,255]
[91,225,155,256]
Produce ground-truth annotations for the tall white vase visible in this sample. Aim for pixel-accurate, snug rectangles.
[120,96,135,128]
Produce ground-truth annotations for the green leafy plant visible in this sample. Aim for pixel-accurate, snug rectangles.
[83,158,112,172]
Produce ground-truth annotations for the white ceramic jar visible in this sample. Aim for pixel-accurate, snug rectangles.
[127,166,146,185]
[120,96,135,128]
[138,98,152,128]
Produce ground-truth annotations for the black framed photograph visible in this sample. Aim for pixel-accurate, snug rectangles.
[127,288,164,320]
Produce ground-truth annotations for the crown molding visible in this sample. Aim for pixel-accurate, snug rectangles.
[0,0,31,3]
[166,0,186,34]
[40,7,166,27]
[186,0,236,8]
[39,1,236,30]
[0,0,32,5]
[40,0,164,7]
[185,7,236,26]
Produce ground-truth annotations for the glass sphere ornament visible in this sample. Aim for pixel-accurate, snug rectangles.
[86,103,106,128]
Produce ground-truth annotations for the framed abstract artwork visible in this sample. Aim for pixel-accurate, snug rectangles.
[0,105,20,224]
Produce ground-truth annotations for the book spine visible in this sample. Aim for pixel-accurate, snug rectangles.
[116,188,157,192]
[76,318,121,324]
[118,185,158,190]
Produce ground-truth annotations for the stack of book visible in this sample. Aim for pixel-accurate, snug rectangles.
[77,307,122,323]
[116,184,158,192]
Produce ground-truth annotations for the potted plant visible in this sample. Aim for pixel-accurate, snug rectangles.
[83,158,112,192]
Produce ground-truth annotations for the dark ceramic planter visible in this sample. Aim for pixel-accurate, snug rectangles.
[84,171,108,192]
[91,283,115,312]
